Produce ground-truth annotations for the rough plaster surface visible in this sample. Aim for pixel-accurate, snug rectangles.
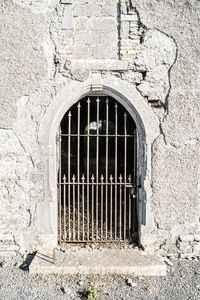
[0,0,199,257]
[133,0,200,251]
[14,0,58,14]
[0,0,49,128]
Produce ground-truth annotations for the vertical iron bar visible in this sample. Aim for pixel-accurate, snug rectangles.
[101,174,104,240]
[96,97,100,240]
[68,111,71,240]
[119,174,122,240]
[77,102,81,240]
[91,174,95,240]
[105,98,109,240]
[63,174,66,240]
[58,128,62,242]
[82,175,85,241]
[133,128,138,232]
[128,174,132,239]
[72,174,76,240]
[87,98,90,240]
[133,128,137,184]
[110,175,113,240]
[124,112,127,240]
[114,103,118,239]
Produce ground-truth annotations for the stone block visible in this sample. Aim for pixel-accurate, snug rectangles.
[62,5,73,30]
[0,251,17,257]
[129,24,139,36]
[71,67,90,81]
[120,3,128,14]
[87,17,102,31]
[194,234,200,242]
[179,235,194,242]
[0,245,20,251]
[84,32,102,45]
[103,31,118,45]
[73,5,86,17]
[74,45,89,59]
[129,21,139,29]
[121,14,138,22]
[121,71,143,84]
[75,34,102,49]
[179,253,195,259]
[0,233,13,242]
[74,17,88,31]
[70,59,128,71]
[101,46,117,59]
[120,22,129,39]
[85,3,102,17]
[90,45,103,59]
[193,243,200,254]
[101,18,117,32]
[177,240,193,252]
[102,4,117,17]
[74,31,89,45]
[60,0,72,4]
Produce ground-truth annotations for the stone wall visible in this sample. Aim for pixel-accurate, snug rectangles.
[0,0,199,258]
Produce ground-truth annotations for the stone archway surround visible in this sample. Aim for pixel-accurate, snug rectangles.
[37,76,159,251]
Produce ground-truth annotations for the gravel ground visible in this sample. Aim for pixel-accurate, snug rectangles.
[0,256,199,300]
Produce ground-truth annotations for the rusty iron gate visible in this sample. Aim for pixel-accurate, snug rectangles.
[58,96,138,243]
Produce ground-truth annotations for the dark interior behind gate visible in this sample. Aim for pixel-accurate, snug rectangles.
[58,96,138,243]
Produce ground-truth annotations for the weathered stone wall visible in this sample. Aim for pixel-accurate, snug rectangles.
[0,0,199,258]
[133,0,200,256]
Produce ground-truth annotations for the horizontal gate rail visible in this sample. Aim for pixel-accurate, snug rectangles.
[58,173,137,243]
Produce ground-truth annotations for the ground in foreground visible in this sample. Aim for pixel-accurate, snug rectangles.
[0,256,199,300]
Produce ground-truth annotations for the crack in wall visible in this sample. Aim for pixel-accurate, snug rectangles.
[12,130,35,167]
[159,31,179,117]
[12,234,22,257]
[49,20,59,78]
[27,209,32,227]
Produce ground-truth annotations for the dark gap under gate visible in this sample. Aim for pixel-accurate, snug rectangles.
[58,96,138,243]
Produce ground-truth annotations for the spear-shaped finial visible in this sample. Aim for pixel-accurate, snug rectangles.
[128,174,132,183]
[72,174,76,182]
[81,174,85,182]
[110,174,113,183]
[119,174,123,182]
[68,110,72,117]
[91,174,95,182]
[96,97,100,103]
[63,174,66,182]
[87,97,91,103]
[100,174,104,182]
[77,102,81,108]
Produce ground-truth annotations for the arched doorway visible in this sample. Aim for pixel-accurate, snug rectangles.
[58,95,138,243]
[38,80,160,251]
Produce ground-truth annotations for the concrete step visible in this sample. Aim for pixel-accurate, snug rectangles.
[29,248,166,276]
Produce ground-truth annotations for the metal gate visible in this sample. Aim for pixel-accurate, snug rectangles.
[58,96,138,243]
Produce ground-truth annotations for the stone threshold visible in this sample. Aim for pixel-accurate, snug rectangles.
[29,248,166,276]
